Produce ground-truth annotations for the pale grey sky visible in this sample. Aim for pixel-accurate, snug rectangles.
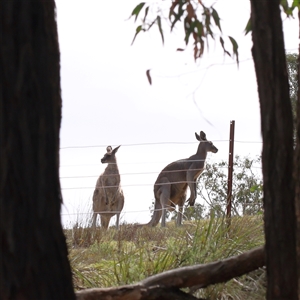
[56,0,299,227]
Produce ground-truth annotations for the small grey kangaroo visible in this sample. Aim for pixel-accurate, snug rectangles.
[91,145,124,229]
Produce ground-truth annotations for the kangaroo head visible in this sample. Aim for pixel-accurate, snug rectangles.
[195,131,218,153]
[101,145,121,163]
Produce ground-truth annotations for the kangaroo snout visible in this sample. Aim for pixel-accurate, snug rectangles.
[213,147,218,153]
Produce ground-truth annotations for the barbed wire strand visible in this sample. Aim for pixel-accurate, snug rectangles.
[63,205,208,229]
[61,173,262,190]
[60,156,262,168]
[62,205,189,217]
[60,165,262,180]
[59,157,228,167]
[60,139,263,150]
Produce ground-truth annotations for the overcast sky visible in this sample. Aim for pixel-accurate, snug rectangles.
[56,0,299,227]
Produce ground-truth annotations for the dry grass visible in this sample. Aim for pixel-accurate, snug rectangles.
[65,215,266,299]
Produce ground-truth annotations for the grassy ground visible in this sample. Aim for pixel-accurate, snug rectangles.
[65,215,266,299]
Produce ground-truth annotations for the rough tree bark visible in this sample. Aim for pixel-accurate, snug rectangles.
[0,1,75,299]
[250,0,298,299]
[296,9,300,297]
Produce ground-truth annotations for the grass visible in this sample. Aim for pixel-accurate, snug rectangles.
[65,215,266,299]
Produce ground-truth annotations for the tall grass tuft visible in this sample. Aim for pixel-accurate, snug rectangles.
[65,215,265,299]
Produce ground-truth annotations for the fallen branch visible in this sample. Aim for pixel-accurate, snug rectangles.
[76,246,265,300]
[76,286,200,300]
[141,245,265,288]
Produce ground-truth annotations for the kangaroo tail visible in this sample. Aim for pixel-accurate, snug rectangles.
[147,199,162,227]
[136,199,162,227]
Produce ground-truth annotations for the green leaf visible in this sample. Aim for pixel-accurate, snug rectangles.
[211,8,222,32]
[131,2,146,22]
[184,17,195,45]
[204,11,214,38]
[169,0,179,20]
[280,0,297,16]
[143,6,149,23]
[229,36,238,52]
[157,16,164,44]
[170,1,185,31]
[131,25,145,45]
[206,23,214,39]
[169,0,186,31]
[244,18,252,35]
[281,0,289,11]
[195,21,203,37]
[219,37,231,57]
[170,12,181,32]
[250,184,262,193]
[292,0,300,9]
[229,36,239,65]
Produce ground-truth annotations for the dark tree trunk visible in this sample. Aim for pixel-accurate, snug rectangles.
[296,9,300,297]
[250,0,298,299]
[0,1,75,299]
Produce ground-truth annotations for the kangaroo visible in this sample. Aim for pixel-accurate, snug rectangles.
[147,131,218,227]
[91,145,124,229]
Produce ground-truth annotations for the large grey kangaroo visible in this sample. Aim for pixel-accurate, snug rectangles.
[147,131,218,227]
[91,145,124,229]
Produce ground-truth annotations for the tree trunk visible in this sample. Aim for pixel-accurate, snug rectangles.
[250,0,298,299]
[296,9,300,297]
[0,1,75,299]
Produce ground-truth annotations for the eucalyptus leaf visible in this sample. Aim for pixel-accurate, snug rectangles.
[131,25,144,45]
[131,2,145,22]
[157,16,164,44]
[212,8,222,32]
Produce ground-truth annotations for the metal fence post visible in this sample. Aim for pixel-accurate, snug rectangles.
[227,120,235,223]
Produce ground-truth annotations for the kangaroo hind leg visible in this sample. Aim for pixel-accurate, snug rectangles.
[186,170,199,206]
[176,192,186,227]
[100,215,110,230]
[158,183,171,227]
[92,212,98,228]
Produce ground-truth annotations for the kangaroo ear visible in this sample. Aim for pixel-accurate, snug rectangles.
[200,131,207,141]
[106,146,113,153]
[112,145,121,154]
[195,131,207,141]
